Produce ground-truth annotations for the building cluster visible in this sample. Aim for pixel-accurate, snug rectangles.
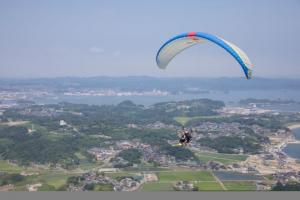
[116,140,170,166]
[67,171,143,192]
[144,121,177,129]
[0,103,12,116]
[18,107,62,117]
[0,90,52,102]
[256,181,271,190]
[204,161,227,171]
[113,177,140,191]
[219,106,272,115]
[194,122,247,139]
[87,147,119,163]
[87,139,185,167]
[63,89,169,97]
[127,122,177,130]
[272,171,300,184]
[115,140,141,150]
[174,181,195,191]
[237,129,300,177]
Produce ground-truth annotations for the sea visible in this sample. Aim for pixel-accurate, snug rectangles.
[283,128,300,160]
[35,89,300,110]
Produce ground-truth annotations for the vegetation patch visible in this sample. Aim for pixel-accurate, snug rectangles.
[196,152,247,165]
[158,171,215,182]
[223,181,256,191]
[0,160,24,173]
[174,116,223,125]
[141,182,174,191]
[38,173,73,190]
[194,182,224,191]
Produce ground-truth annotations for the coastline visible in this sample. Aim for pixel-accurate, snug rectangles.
[287,123,300,130]
[242,124,300,175]
[279,124,300,156]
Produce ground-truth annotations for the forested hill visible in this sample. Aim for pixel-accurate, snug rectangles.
[3,99,224,126]
[0,99,224,166]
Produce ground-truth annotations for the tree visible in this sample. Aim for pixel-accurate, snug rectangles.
[272,181,300,191]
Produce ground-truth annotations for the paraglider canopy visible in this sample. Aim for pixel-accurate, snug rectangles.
[156,32,253,79]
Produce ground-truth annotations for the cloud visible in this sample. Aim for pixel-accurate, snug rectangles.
[89,47,104,54]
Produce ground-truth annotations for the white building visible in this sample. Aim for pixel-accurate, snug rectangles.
[59,120,67,126]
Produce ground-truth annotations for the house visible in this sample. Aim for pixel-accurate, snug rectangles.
[59,120,67,126]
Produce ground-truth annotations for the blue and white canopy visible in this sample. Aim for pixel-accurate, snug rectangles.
[156,32,253,79]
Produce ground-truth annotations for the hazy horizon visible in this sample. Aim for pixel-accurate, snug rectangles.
[1,0,300,78]
[1,75,300,80]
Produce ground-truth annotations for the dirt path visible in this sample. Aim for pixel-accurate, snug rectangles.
[0,184,15,191]
[212,173,227,191]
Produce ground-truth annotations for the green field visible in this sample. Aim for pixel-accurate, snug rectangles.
[196,152,248,165]
[223,181,256,191]
[141,181,225,191]
[27,123,48,133]
[194,182,224,191]
[92,183,114,191]
[10,172,73,191]
[78,162,102,171]
[0,159,75,191]
[12,175,41,191]
[75,152,87,160]
[1,168,260,191]
[142,171,258,191]
[38,173,73,190]
[140,182,175,191]
[174,116,223,125]
[1,159,259,191]
[0,160,24,173]
[158,171,215,182]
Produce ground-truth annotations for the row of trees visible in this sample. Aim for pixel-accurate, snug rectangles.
[272,181,300,191]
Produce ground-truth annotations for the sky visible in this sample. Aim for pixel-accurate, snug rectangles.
[0,0,300,78]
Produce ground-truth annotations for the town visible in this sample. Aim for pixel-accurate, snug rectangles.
[1,90,300,191]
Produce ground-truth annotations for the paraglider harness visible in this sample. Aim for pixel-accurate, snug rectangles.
[179,129,192,145]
